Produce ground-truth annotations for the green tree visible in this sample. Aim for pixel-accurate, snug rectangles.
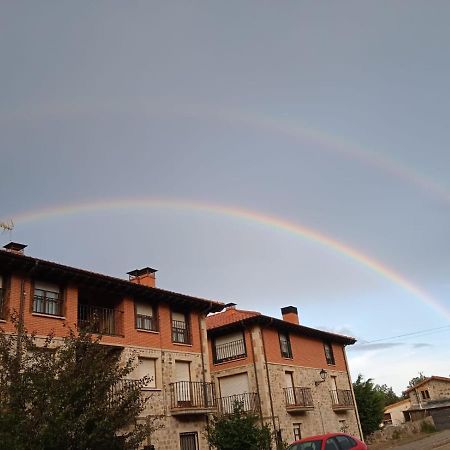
[0,317,160,450]
[407,372,427,389]
[374,383,400,407]
[206,402,272,450]
[353,374,384,437]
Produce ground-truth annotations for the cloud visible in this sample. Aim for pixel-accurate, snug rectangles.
[349,342,404,352]
[412,343,433,349]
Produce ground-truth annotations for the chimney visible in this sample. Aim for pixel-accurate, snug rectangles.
[127,267,157,288]
[281,306,299,325]
[3,242,27,255]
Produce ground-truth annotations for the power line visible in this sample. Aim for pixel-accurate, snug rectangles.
[360,325,450,344]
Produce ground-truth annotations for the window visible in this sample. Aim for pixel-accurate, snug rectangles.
[421,389,430,399]
[172,311,191,344]
[132,357,156,388]
[338,419,348,433]
[324,342,335,365]
[180,432,198,450]
[335,435,354,450]
[293,422,302,441]
[33,281,62,316]
[213,331,246,363]
[289,441,322,450]
[135,301,157,331]
[279,332,293,358]
[325,438,340,450]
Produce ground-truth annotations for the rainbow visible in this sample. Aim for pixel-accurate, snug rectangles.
[4,101,450,204]
[4,197,450,322]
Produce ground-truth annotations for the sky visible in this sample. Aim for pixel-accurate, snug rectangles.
[1,1,450,394]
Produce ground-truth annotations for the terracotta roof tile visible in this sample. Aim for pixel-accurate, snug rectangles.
[206,308,260,329]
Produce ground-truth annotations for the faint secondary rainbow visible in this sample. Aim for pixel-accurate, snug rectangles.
[4,101,450,204]
[5,197,450,322]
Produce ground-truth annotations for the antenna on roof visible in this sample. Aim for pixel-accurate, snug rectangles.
[0,219,14,232]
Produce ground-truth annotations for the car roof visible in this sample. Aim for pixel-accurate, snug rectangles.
[293,433,354,443]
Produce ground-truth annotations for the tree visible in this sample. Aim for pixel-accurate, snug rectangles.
[407,372,427,389]
[0,316,160,450]
[206,402,272,450]
[353,374,384,437]
[374,383,400,407]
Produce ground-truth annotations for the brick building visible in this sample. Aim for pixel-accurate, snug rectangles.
[0,243,224,450]
[207,305,363,445]
[0,243,363,448]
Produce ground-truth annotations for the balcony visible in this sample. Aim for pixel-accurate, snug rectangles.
[0,288,5,320]
[169,381,216,415]
[109,379,142,408]
[214,338,246,364]
[284,387,314,412]
[217,392,260,416]
[78,304,124,336]
[330,389,354,410]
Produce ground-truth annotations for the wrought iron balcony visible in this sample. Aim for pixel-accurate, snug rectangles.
[217,392,260,416]
[0,288,5,320]
[108,379,143,408]
[330,389,354,410]
[284,387,314,412]
[214,338,246,364]
[169,381,216,415]
[78,304,124,336]
[136,314,157,332]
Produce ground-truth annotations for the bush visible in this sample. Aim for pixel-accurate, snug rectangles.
[420,421,436,434]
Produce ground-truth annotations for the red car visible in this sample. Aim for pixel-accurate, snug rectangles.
[287,433,367,450]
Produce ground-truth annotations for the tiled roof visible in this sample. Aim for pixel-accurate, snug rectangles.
[206,308,261,329]
[206,307,356,345]
[404,376,450,394]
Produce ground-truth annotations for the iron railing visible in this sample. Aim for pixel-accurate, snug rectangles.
[78,304,124,336]
[284,386,314,408]
[136,314,157,332]
[217,392,260,415]
[0,288,5,320]
[330,389,353,408]
[109,379,142,407]
[33,294,62,316]
[172,320,191,344]
[214,338,246,363]
[169,381,216,410]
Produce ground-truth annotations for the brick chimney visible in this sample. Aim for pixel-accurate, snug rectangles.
[3,242,27,255]
[281,306,299,325]
[127,267,157,288]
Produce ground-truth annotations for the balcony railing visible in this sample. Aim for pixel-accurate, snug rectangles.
[217,392,260,415]
[136,314,157,332]
[109,379,142,408]
[169,381,216,414]
[78,304,124,336]
[284,387,314,411]
[33,294,62,316]
[172,320,191,344]
[214,339,246,363]
[0,288,5,320]
[330,389,354,409]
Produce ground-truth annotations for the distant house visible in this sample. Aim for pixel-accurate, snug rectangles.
[404,376,450,430]
[382,398,411,427]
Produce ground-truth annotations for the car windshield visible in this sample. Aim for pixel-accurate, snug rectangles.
[288,440,323,450]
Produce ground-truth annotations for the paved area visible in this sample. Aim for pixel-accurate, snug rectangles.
[369,430,450,450]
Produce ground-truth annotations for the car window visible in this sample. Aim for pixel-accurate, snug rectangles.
[335,436,352,450]
[288,440,323,450]
[325,438,340,450]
